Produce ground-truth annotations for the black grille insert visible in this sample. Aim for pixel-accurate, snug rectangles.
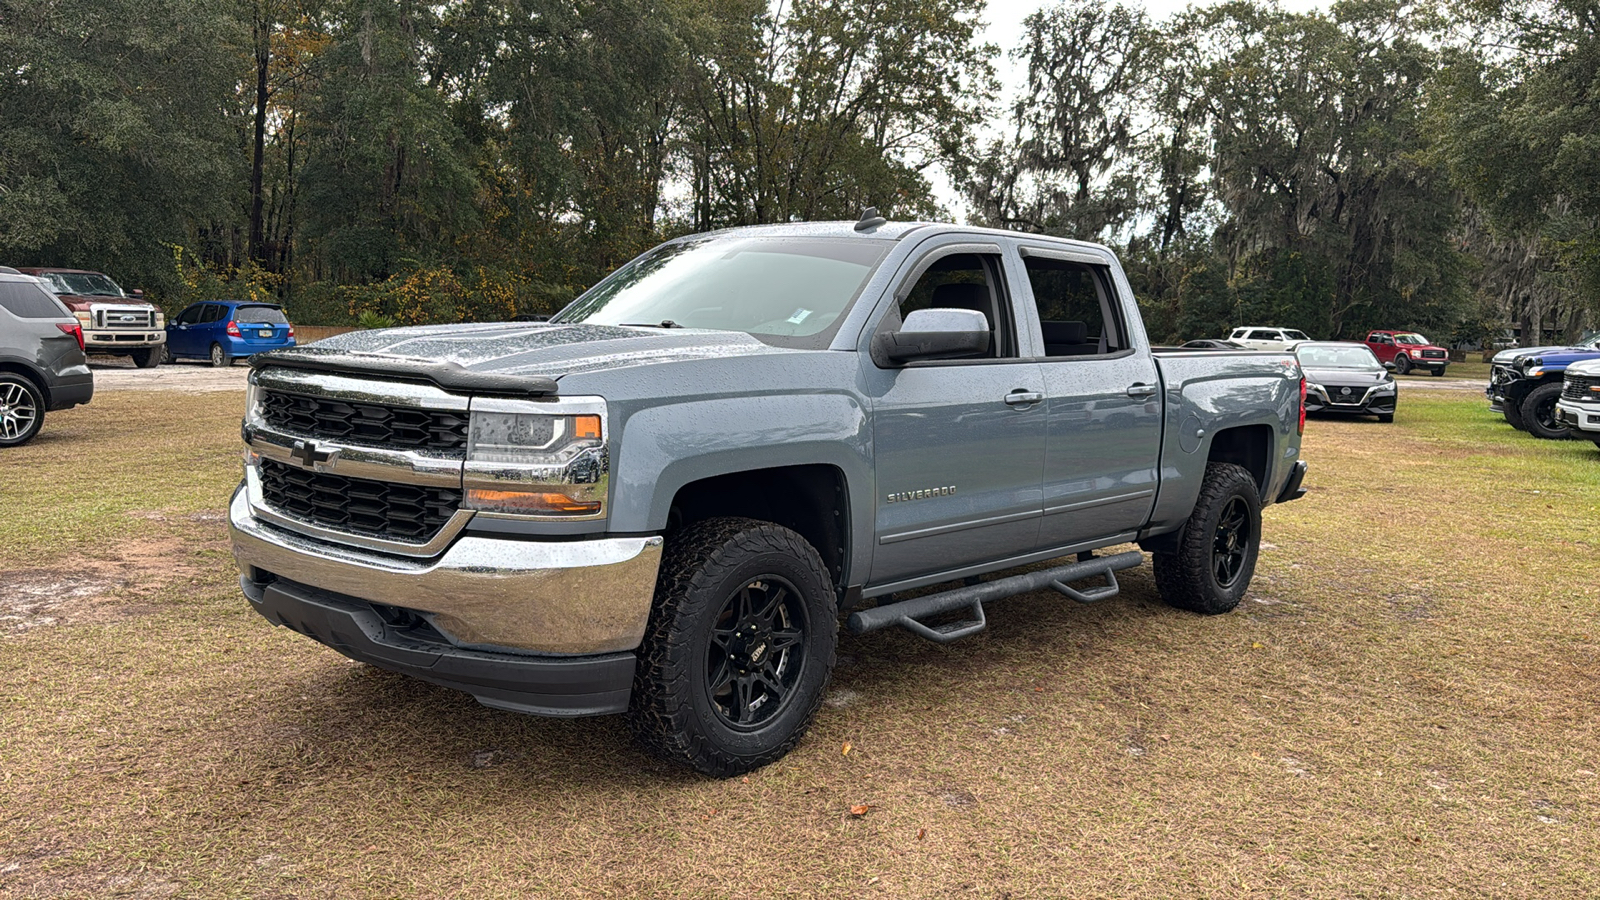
[1563,374,1599,403]
[258,458,461,542]
[260,390,468,457]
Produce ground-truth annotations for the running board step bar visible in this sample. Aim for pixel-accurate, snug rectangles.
[846,550,1145,644]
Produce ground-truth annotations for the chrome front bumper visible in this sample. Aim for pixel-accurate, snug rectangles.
[228,486,663,655]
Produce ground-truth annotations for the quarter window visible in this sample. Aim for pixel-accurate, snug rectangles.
[0,281,69,318]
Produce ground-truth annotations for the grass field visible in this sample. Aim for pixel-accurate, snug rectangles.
[2,384,1597,898]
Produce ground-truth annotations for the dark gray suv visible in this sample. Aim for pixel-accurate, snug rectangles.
[0,267,93,446]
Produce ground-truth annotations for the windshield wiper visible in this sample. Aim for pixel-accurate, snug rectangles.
[621,320,681,329]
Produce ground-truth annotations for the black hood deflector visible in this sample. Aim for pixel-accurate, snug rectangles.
[250,347,559,397]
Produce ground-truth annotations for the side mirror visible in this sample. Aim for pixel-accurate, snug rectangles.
[130,289,145,299]
[872,308,991,365]
[1383,361,1396,371]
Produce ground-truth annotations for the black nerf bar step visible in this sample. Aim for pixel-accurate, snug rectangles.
[847,549,1145,644]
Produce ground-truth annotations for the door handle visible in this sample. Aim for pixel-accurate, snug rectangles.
[1004,390,1044,407]
[1126,383,1157,398]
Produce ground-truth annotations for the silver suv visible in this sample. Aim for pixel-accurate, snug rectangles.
[0,267,94,446]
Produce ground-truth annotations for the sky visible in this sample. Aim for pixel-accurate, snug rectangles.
[932,0,1324,214]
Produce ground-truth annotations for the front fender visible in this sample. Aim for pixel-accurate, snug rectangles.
[606,391,875,580]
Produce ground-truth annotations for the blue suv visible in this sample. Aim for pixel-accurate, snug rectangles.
[165,301,295,367]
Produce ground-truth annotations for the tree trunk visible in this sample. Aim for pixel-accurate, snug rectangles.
[248,11,270,265]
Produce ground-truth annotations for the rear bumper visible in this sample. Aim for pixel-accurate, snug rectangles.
[225,335,296,356]
[46,371,94,410]
[240,575,636,716]
[1275,460,1308,504]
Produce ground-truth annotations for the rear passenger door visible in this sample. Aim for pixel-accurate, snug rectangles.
[864,239,1047,586]
[1012,243,1161,550]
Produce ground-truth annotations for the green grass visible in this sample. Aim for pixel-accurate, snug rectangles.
[2,388,1598,898]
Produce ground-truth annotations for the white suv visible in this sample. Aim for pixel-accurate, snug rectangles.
[1228,326,1313,351]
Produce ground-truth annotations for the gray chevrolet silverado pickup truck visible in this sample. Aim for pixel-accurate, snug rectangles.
[230,218,1308,776]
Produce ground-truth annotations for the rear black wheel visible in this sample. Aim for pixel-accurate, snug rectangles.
[1520,382,1572,440]
[1153,462,1262,615]
[629,517,837,777]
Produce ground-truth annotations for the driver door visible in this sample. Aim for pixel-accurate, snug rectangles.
[863,242,1046,586]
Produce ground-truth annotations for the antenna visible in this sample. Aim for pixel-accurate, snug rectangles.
[854,206,888,232]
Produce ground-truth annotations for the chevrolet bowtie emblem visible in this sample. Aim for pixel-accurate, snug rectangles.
[289,439,339,469]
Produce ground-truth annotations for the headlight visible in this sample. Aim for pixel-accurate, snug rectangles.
[155,311,166,328]
[74,310,92,328]
[1520,356,1543,369]
[463,398,608,517]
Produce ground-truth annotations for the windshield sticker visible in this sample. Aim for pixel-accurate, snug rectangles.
[786,308,813,325]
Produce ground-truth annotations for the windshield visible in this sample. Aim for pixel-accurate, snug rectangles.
[1296,344,1382,369]
[1395,333,1429,345]
[1283,330,1311,341]
[553,236,891,348]
[38,272,125,297]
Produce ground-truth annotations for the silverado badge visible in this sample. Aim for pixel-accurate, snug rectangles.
[886,485,956,503]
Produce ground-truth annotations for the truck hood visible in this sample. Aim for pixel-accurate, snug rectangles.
[268,322,805,384]
[1491,344,1598,365]
[54,294,155,312]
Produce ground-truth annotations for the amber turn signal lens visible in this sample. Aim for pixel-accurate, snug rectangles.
[466,488,601,515]
[572,415,602,439]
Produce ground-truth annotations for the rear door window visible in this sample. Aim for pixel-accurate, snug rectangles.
[235,305,287,325]
[200,304,224,324]
[0,281,70,318]
[1020,256,1127,357]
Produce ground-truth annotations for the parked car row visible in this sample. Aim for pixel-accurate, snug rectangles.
[1486,332,1600,440]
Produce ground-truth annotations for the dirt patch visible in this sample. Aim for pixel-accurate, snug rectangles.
[89,358,248,393]
[0,537,222,633]
[0,571,125,632]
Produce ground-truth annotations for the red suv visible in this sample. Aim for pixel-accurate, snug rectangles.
[1363,330,1449,376]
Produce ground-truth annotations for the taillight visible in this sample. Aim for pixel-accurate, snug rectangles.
[226,320,242,337]
[287,324,295,339]
[56,322,84,351]
[1298,376,1307,435]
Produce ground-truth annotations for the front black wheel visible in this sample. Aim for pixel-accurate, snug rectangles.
[1503,397,1528,430]
[1394,354,1411,375]
[0,374,45,447]
[1430,367,1445,377]
[130,347,159,368]
[1153,462,1262,615]
[629,517,837,777]
[1520,382,1572,440]
[1377,412,1395,423]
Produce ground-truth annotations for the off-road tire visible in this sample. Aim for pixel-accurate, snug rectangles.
[1152,462,1262,615]
[130,347,159,368]
[209,343,232,368]
[628,517,837,777]
[0,374,45,447]
[1393,354,1411,375]
[1520,382,1572,440]
[1503,396,1528,430]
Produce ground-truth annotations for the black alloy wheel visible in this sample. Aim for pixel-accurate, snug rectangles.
[1520,382,1572,440]
[629,517,837,777]
[1394,354,1411,375]
[706,575,809,729]
[1152,462,1262,615]
[1211,496,1252,590]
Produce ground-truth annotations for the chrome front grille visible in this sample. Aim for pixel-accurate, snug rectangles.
[257,458,460,543]
[95,307,156,329]
[1324,384,1371,405]
[260,389,469,457]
